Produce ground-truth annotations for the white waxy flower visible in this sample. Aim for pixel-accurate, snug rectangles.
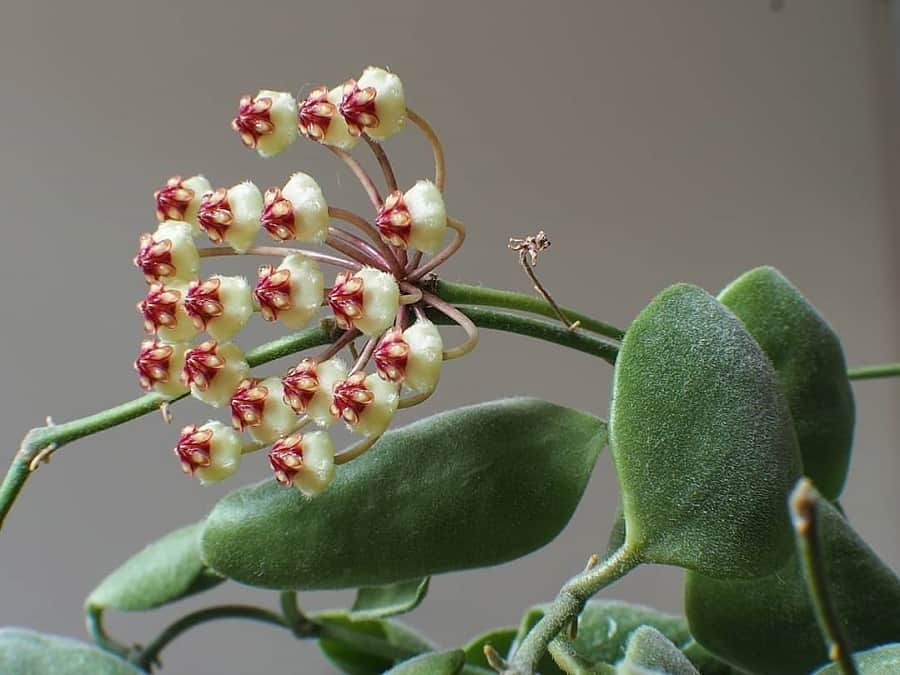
[254,254,324,329]
[285,358,348,428]
[181,340,250,408]
[174,421,243,484]
[343,67,406,141]
[374,320,443,393]
[331,371,399,437]
[138,282,201,343]
[261,173,329,244]
[232,90,298,158]
[134,221,200,283]
[183,276,253,342]
[230,377,297,444]
[154,175,212,234]
[197,181,263,253]
[297,85,360,151]
[375,180,446,252]
[268,431,335,497]
[326,267,399,336]
[134,340,189,399]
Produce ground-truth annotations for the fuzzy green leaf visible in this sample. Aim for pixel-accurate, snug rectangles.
[351,578,430,621]
[609,284,802,577]
[86,522,222,612]
[719,267,855,499]
[385,649,465,674]
[685,500,900,674]
[315,611,435,675]
[462,627,517,669]
[617,626,699,675]
[814,644,900,674]
[201,398,607,589]
[0,628,141,674]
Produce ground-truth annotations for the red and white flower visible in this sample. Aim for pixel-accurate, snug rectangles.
[174,421,243,484]
[331,371,399,437]
[261,172,329,244]
[229,377,297,444]
[341,67,405,141]
[134,340,189,399]
[232,90,298,158]
[181,340,250,408]
[197,182,263,252]
[134,221,200,283]
[327,267,399,336]
[154,175,212,233]
[183,276,253,342]
[254,254,324,329]
[268,431,335,496]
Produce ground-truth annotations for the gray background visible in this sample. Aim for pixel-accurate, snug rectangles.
[1,1,897,673]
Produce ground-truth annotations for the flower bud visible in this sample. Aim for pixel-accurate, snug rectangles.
[134,340,189,399]
[183,276,253,342]
[197,181,263,252]
[268,430,335,497]
[327,267,399,336]
[375,180,446,253]
[283,358,348,427]
[174,421,242,484]
[181,340,249,408]
[154,175,212,233]
[230,377,297,444]
[345,67,406,141]
[138,282,200,343]
[331,371,399,437]
[297,85,360,151]
[232,91,298,158]
[261,172,329,244]
[254,254,324,329]
[374,320,443,393]
[134,221,200,283]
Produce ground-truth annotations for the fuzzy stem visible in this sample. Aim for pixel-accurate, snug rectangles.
[406,107,445,191]
[847,362,900,380]
[199,245,359,271]
[790,479,859,675]
[432,280,625,341]
[329,207,403,275]
[421,289,479,359]
[363,135,399,192]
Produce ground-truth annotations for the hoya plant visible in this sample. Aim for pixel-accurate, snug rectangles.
[0,67,897,675]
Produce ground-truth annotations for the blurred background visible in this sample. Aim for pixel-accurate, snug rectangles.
[0,1,897,672]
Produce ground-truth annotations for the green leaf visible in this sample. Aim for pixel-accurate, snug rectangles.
[513,600,694,674]
[201,398,607,589]
[315,610,435,675]
[685,499,900,674]
[351,578,430,621]
[609,284,802,577]
[0,628,141,675]
[462,627,517,669]
[814,644,900,674]
[679,641,739,675]
[617,626,699,675]
[385,649,465,674]
[719,267,855,499]
[87,522,223,612]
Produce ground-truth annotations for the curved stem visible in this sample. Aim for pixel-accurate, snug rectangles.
[334,432,382,465]
[433,280,625,341]
[399,282,423,306]
[328,226,390,269]
[329,207,403,275]
[847,362,900,380]
[135,605,287,670]
[199,245,359,271]
[421,290,479,359]
[351,337,378,373]
[326,233,387,271]
[327,146,383,209]
[398,388,433,409]
[363,135,399,192]
[86,607,132,660]
[316,328,359,362]
[406,107,445,191]
[407,217,466,282]
[790,479,859,675]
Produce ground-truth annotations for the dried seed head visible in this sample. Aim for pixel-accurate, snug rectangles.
[268,430,335,496]
[184,276,253,341]
[254,254,324,329]
[154,175,211,232]
[374,328,410,383]
[232,91,298,158]
[134,221,199,283]
[174,421,242,484]
[197,182,262,252]
[181,341,249,408]
[282,358,319,414]
[134,340,189,399]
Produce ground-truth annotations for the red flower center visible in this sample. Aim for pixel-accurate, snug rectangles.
[375,191,412,248]
[174,425,213,475]
[269,435,305,486]
[134,340,174,390]
[181,340,225,391]
[197,188,234,243]
[339,80,378,137]
[261,188,296,241]
[298,87,335,142]
[183,278,224,330]
[254,265,294,321]
[282,359,319,413]
[229,378,269,431]
[134,233,175,282]
[330,372,374,426]
[231,95,274,149]
[326,272,364,330]
[374,328,410,383]
[154,175,195,222]
[138,284,181,333]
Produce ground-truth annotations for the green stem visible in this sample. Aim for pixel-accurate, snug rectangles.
[432,280,626,341]
[847,362,900,381]
[86,606,133,660]
[427,307,619,365]
[506,546,640,674]
[547,638,612,675]
[134,605,287,670]
[789,479,859,675]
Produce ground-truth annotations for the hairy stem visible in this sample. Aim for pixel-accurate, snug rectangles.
[847,362,900,380]
[790,479,859,675]
[363,135,399,192]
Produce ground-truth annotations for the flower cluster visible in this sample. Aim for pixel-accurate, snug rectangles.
[132,67,474,496]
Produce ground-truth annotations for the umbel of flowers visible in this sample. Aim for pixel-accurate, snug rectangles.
[132,67,474,497]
